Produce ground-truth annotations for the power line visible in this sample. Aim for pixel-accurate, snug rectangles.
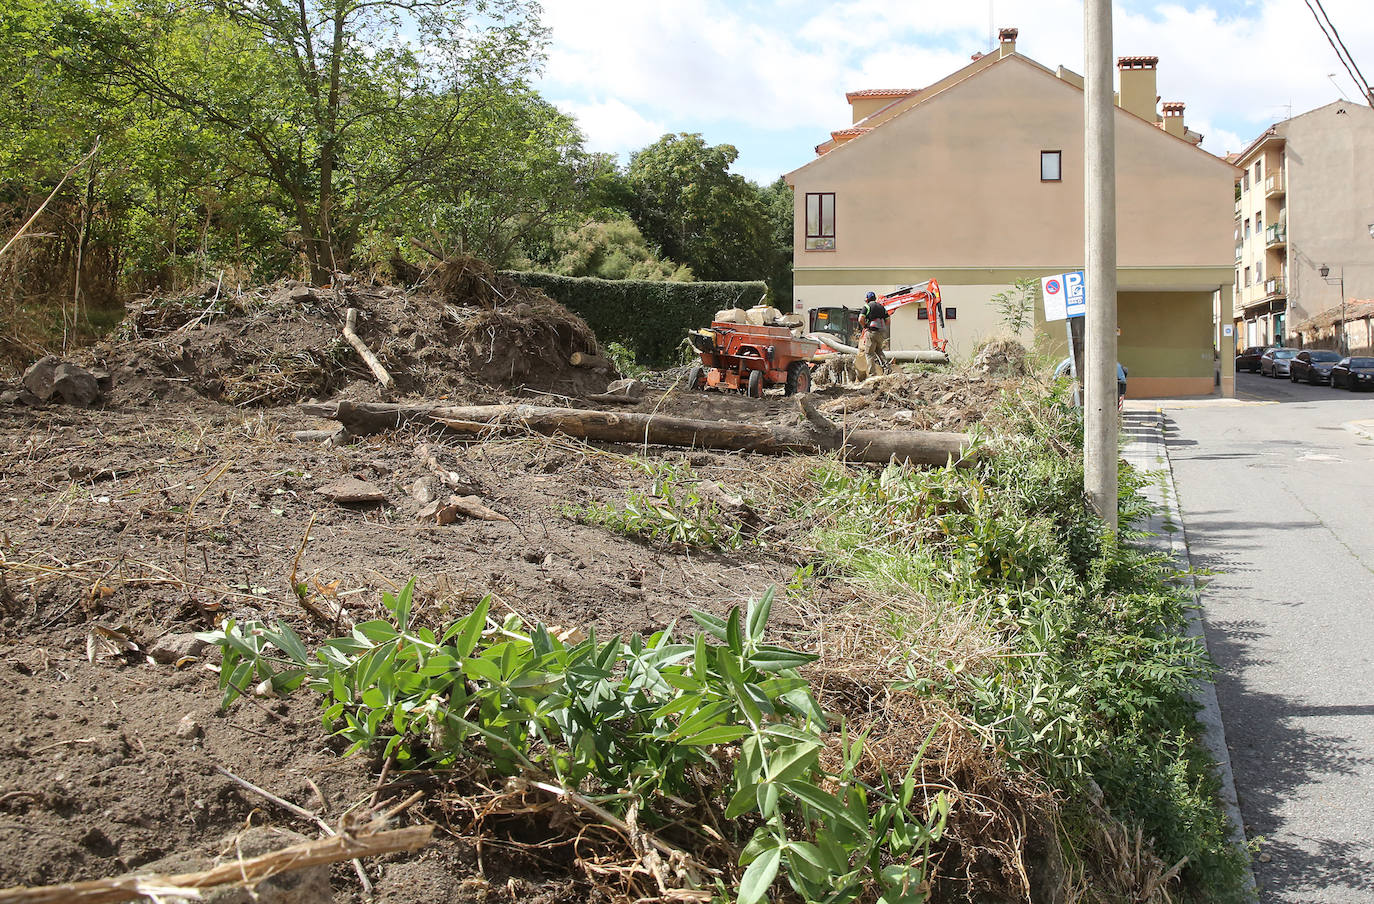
[1304,0,1373,107]
[1313,0,1373,104]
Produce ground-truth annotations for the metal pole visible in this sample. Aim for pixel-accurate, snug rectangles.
[1085,0,1118,531]
[1340,271,1347,355]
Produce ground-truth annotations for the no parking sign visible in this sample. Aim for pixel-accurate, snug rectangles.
[1041,271,1086,321]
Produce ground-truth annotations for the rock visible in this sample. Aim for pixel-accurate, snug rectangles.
[288,285,315,302]
[0,391,16,406]
[411,475,441,505]
[138,827,330,904]
[317,476,386,504]
[604,378,645,399]
[148,633,208,665]
[291,430,336,443]
[175,713,201,740]
[20,355,61,401]
[53,362,101,406]
[416,499,457,525]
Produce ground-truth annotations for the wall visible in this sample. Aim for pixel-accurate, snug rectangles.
[1284,103,1374,327]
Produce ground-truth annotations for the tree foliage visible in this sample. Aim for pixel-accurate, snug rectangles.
[550,218,692,282]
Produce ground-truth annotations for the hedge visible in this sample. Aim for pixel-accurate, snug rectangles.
[502,271,769,366]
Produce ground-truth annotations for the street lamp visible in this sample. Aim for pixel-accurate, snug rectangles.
[1319,264,1346,355]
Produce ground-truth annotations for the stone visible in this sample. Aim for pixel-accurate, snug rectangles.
[20,355,61,401]
[604,378,645,399]
[137,827,330,904]
[175,714,202,740]
[52,362,101,406]
[0,391,17,406]
[288,285,315,302]
[148,633,208,665]
[317,476,386,504]
[410,475,441,504]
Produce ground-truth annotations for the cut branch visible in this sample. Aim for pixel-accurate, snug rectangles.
[343,308,393,390]
[0,826,432,904]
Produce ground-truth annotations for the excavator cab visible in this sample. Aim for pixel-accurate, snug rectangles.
[808,307,862,346]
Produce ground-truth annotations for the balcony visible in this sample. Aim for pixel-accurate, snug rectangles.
[1235,199,1242,219]
[1265,276,1286,298]
[1265,224,1286,248]
[1235,243,1244,262]
[1265,173,1285,197]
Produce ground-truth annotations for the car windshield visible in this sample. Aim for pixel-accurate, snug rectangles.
[1272,349,1297,359]
[1351,358,1374,368]
[1308,351,1342,362]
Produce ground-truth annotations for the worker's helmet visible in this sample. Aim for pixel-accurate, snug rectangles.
[865,291,877,301]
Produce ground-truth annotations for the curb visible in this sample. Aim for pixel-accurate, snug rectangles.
[1120,409,1256,893]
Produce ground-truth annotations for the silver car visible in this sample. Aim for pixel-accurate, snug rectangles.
[1259,347,1297,378]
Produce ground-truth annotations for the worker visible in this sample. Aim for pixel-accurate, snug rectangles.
[857,291,891,376]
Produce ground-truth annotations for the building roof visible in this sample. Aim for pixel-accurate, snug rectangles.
[844,88,918,101]
[829,127,871,138]
[788,48,1237,181]
[1117,55,1160,68]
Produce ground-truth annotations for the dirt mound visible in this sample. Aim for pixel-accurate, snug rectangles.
[970,336,1030,377]
[84,262,613,407]
[813,368,1013,432]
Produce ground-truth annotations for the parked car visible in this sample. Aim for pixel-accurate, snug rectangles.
[1054,358,1127,406]
[1289,349,1344,384]
[1331,356,1374,391]
[1235,345,1271,372]
[1259,347,1298,377]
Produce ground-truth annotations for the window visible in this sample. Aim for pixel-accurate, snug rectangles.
[1236,269,1240,291]
[1243,170,1250,190]
[805,192,835,251]
[1254,161,1262,182]
[1256,261,1263,282]
[1244,218,1250,239]
[1040,150,1062,182]
[1256,212,1262,234]
[1244,266,1251,287]
[945,307,957,320]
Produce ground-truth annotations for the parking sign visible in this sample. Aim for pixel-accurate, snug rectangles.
[1041,271,1086,321]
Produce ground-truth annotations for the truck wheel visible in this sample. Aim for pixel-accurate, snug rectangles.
[686,365,704,391]
[747,370,763,398]
[784,361,811,395]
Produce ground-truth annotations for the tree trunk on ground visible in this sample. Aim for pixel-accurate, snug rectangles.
[299,399,976,467]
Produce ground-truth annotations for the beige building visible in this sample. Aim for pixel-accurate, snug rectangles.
[785,28,1238,398]
[1229,102,1374,353]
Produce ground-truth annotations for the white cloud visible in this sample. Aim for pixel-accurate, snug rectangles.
[554,97,667,156]
[535,0,1374,175]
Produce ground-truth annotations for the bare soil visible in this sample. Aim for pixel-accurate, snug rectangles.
[0,273,1023,900]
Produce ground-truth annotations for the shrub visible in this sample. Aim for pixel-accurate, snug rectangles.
[503,270,767,365]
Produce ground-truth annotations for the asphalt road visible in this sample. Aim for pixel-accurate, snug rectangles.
[1160,372,1374,902]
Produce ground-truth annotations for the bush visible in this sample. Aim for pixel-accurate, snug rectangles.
[503,270,767,366]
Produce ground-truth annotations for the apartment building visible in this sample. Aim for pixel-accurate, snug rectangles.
[785,30,1237,397]
[1231,102,1374,351]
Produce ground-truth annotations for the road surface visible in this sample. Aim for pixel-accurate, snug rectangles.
[1159,372,1374,902]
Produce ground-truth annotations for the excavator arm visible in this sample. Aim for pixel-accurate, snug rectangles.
[880,279,948,353]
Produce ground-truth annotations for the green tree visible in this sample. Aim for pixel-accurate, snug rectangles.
[550,218,692,281]
[625,133,771,284]
[759,176,794,307]
[56,0,546,283]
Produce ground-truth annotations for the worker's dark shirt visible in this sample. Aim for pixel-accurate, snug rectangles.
[861,300,889,325]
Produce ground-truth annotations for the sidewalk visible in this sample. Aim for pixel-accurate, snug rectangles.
[1119,410,1255,890]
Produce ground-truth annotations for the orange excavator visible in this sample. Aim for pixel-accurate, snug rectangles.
[879,279,947,353]
[806,278,948,354]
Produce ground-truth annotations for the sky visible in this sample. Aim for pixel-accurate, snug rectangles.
[534,0,1374,185]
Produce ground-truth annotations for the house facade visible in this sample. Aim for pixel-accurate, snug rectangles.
[1230,102,1374,353]
[784,29,1238,398]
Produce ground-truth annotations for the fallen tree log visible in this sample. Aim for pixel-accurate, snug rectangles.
[343,308,394,391]
[300,399,975,466]
[569,351,614,371]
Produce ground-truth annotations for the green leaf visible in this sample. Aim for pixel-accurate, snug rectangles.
[679,724,751,746]
[747,644,817,672]
[738,843,781,904]
[746,586,774,645]
[463,657,502,684]
[354,620,399,644]
[725,606,744,655]
[782,781,868,835]
[689,609,728,640]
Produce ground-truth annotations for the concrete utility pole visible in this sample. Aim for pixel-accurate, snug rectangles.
[1084,0,1118,531]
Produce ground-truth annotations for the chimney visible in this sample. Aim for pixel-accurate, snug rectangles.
[1116,56,1159,121]
[998,27,1018,58]
[1161,102,1186,138]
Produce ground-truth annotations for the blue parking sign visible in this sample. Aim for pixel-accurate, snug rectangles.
[1041,270,1086,321]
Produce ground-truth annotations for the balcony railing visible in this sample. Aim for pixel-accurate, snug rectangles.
[1265,224,1286,247]
[1265,277,1286,298]
[1235,243,1244,261]
[1265,173,1285,197]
